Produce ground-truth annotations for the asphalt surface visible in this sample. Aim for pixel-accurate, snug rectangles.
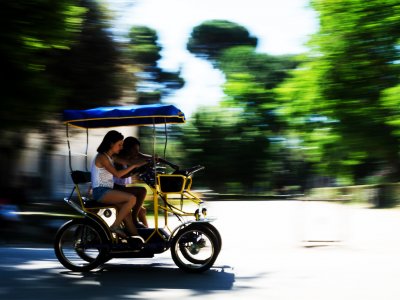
[1,200,400,299]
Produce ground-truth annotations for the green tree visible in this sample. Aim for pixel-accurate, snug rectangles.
[187,20,257,61]
[127,25,184,104]
[128,26,161,66]
[0,0,86,189]
[0,0,85,132]
[278,0,400,184]
[220,47,304,192]
[180,107,269,192]
[52,0,124,110]
[0,0,128,191]
[184,21,301,193]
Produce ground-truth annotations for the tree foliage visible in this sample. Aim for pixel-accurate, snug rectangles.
[128,26,161,65]
[0,0,126,125]
[180,107,271,192]
[277,0,400,184]
[0,0,127,190]
[53,0,124,110]
[127,25,184,104]
[0,0,85,132]
[187,20,258,61]
[182,22,301,192]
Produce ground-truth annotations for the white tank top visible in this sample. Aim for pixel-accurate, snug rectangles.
[91,154,114,189]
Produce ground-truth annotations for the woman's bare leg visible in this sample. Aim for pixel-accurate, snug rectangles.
[101,190,138,235]
[123,212,139,235]
[128,187,147,222]
[138,206,148,227]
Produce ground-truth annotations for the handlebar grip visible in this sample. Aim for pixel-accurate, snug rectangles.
[186,165,205,176]
[158,158,179,170]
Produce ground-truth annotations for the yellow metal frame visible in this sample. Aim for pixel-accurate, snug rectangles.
[68,172,205,244]
[144,174,204,242]
[66,181,119,242]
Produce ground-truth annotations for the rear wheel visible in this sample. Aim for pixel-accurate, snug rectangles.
[54,219,109,272]
[171,223,220,273]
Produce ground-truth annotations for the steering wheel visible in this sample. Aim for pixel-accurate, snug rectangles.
[133,161,154,186]
[136,160,169,186]
[128,159,180,187]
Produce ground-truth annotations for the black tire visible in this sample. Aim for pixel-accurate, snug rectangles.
[201,223,222,255]
[73,225,95,262]
[179,223,222,263]
[54,219,109,272]
[171,223,220,273]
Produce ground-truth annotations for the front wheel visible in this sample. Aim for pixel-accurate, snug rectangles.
[171,223,220,273]
[201,222,222,255]
[54,219,109,272]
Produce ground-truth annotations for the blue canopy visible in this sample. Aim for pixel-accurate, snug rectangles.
[63,104,185,128]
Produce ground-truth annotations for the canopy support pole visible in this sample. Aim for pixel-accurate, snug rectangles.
[152,117,156,184]
[66,124,73,172]
[85,128,89,171]
[164,118,168,160]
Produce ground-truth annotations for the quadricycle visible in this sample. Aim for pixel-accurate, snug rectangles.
[54,104,222,273]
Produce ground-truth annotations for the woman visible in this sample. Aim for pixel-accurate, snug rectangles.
[91,130,147,239]
[114,137,151,228]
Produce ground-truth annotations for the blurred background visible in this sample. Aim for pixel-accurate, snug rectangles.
[1,0,400,242]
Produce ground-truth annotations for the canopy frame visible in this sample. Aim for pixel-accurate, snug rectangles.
[63,104,185,172]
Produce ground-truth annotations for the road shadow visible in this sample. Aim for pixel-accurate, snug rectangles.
[61,261,235,295]
[0,247,235,300]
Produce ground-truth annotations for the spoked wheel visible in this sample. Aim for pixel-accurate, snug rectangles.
[54,219,110,272]
[179,223,222,262]
[201,222,222,255]
[171,223,220,273]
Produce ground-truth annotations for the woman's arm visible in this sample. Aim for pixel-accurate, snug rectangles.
[98,154,147,178]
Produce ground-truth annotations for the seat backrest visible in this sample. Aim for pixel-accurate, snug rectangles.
[71,171,91,184]
[157,174,186,193]
[67,171,114,217]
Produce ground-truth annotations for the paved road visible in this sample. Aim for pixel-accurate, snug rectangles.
[1,200,400,299]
